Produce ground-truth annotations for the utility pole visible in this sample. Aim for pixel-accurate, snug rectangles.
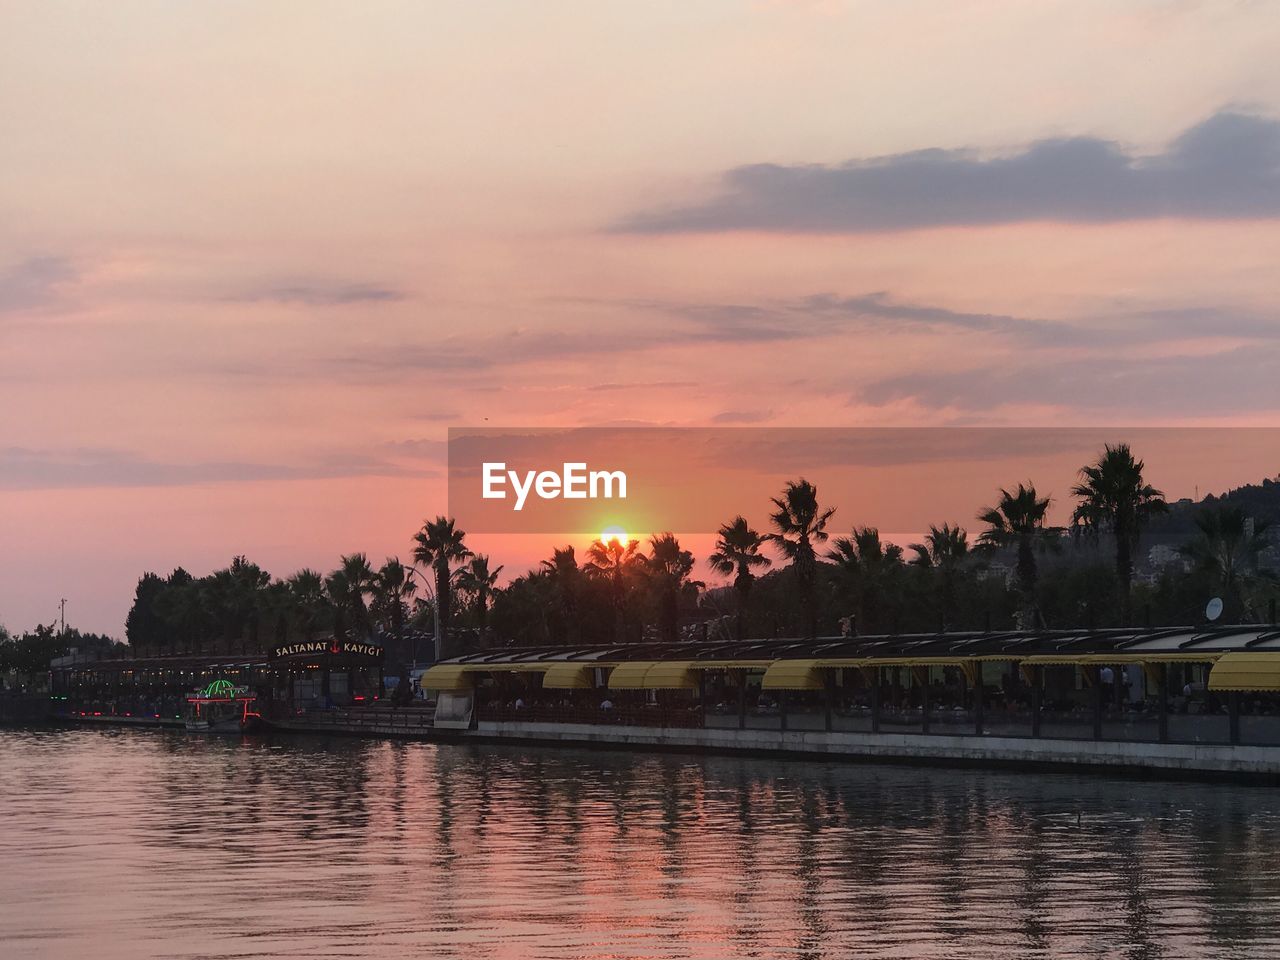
[59,598,67,638]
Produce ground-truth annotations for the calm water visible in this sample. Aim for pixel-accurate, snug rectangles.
[3,729,1280,960]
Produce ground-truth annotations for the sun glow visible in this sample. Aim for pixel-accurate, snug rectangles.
[600,525,627,545]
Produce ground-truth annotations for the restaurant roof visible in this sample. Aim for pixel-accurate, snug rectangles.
[440,624,1280,668]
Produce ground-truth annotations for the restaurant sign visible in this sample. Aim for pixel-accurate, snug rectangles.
[270,639,386,661]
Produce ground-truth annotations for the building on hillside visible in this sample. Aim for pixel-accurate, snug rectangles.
[1148,543,1191,575]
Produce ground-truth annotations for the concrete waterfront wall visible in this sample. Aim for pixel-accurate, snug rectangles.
[472,720,1280,779]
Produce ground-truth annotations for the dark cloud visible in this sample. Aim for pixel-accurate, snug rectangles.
[860,344,1280,415]
[659,293,1075,344]
[305,292,1280,387]
[226,280,406,305]
[166,288,1280,394]
[617,111,1280,233]
[632,292,1280,349]
[0,447,428,490]
[0,256,76,313]
[796,293,1066,338]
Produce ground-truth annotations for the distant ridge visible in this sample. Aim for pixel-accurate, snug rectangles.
[1146,473,1280,537]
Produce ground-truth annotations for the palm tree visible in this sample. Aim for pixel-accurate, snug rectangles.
[1179,504,1272,620]
[323,569,352,642]
[456,554,504,642]
[766,478,835,638]
[286,568,327,640]
[541,546,582,642]
[373,558,417,663]
[827,527,904,635]
[261,580,294,646]
[339,552,377,638]
[909,523,970,630]
[647,533,699,643]
[314,569,351,705]
[978,483,1058,628]
[708,516,772,640]
[585,536,646,643]
[412,516,471,660]
[494,569,558,646]
[1070,443,1168,623]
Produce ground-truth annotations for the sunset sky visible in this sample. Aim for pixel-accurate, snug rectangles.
[3,1,1279,636]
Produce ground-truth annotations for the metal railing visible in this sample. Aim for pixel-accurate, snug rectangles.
[270,702,436,731]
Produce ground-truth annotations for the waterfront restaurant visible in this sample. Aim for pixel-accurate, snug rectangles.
[421,624,1280,776]
[268,638,386,710]
[52,637,387,721]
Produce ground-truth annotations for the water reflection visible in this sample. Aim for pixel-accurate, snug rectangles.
[3,727,1280,959]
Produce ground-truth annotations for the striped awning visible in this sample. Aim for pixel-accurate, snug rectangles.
[761,659,825,690]
[607,662,657,689]
[541,662,604,690]
[1209,653,1280,691]
[419,664,474,691]
[642,661,700,690]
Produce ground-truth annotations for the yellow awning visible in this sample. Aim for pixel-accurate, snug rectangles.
[419,664,474,691]
[642,661,700,690]
[1209,653,1280,691]
[762,659,825,690]
[607,661,657,689]
[541,662,606,690]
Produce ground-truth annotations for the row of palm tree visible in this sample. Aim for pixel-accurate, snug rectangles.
[128,443,1275,655]
[1180,504,1274,617]
[522,534,701,646]
[685,443,1263,638]
[125,520,503,663]
[494,443,1183,646]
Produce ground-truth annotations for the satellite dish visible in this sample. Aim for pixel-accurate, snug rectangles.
[1205,597,1224,622]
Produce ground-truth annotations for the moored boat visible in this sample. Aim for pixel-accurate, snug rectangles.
[185,679,262,733]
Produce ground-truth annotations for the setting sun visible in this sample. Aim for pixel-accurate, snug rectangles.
[600,525,628,545]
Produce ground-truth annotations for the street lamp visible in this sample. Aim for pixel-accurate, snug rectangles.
[405,566,437,666]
